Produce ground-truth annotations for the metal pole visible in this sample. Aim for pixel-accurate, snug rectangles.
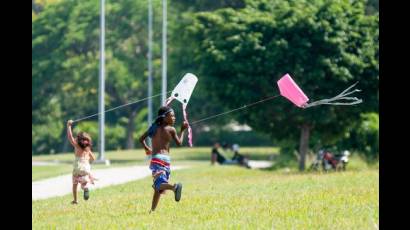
[161,0,167,105]
[147,0,153,146]
[98,0,105,161]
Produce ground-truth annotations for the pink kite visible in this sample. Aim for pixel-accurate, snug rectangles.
[277,74,362,108]
[277,74,309,108]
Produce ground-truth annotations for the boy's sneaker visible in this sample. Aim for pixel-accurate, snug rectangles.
[84,188,90,200]
[174,183,182,202]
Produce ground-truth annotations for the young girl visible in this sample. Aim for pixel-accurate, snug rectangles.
[67,120,96,204]
[139,106,188,213]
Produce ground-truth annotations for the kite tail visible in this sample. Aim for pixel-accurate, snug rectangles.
[165,96,193,147]
[303,82,363,108]
[165,97,174,106]
[182,104,193,147]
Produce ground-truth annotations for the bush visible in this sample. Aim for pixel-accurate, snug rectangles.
[32,122,64,155]
[75,121,126,151]
[32,98,64,155]
[339,113,379,161]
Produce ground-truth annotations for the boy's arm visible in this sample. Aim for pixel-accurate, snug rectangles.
[171,122,188,146]
[66,120,78,148]
[139,131,152,155]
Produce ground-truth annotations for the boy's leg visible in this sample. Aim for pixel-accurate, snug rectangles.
[174,183,182,202]
[153,169,175,192]
[150,168,179,211]
[159,183,176,191]
[158,169,182,201]
[150,170,167,212]
[151,190,161,212]
[158,182,182,202]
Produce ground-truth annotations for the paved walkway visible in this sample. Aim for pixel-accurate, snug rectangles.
[248,160,273,169]
[32,165,188,200]
[32,159,273,200]
[32,161,62,166]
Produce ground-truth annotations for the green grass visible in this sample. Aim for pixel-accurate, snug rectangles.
[32,165,73,181]
[32,165,378,229]
[32,147,279,181]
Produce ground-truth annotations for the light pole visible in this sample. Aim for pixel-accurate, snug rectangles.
[161,0,167,105]
[147,0,153,146]
[97,0,109,165]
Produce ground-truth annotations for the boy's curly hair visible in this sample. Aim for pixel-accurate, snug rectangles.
[147,106,174,138]
[76,132,92,149]
[154,106,174,125]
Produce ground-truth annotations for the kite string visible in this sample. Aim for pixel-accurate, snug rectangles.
[190,94,281,125]
[72,81,362,123]
[72,90,173,123]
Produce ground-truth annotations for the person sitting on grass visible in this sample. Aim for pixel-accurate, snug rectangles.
[231,144,251,169]
[211,143,251,168]
[211,142,237,165]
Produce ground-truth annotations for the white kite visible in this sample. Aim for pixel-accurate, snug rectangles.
[165,73,198,147]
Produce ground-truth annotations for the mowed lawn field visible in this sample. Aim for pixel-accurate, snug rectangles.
[32,147,378,229]
[32,147,279,181]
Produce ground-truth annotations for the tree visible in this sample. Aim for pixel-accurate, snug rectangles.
[365,0,379,15]
[339,112,379,161]
[183,0,378,170]
[168,2,243,141]
[32,0,164,153]
[32,0,62,20]
[173,0,246,12]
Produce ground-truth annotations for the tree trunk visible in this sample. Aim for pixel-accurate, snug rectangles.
[125,109,138,149]
[191,123,204,146]
[62,138,70,153]
[298,124,311,171]
[61,126,71,153]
